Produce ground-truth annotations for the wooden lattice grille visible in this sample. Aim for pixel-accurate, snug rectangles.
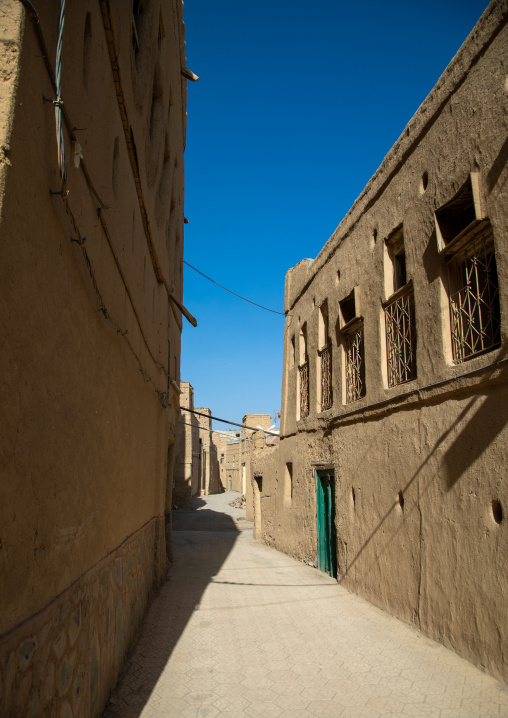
[345,328,365,403]
[320,344,333,410]
[385,290,417,387]
[450,238,500,363]
[299,361,309,418]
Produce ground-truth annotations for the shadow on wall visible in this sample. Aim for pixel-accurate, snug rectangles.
[340,356,507,579]
[102,499,239,717]
[443,387,508,490]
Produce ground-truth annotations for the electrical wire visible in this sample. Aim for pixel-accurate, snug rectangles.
[178,419,252,441]
[20,0,168,405]
[182,408,279,436]
[184,261,290,316]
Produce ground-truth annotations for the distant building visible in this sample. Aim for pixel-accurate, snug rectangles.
[252,0,508,683]
[174,382,201,507]
[174,384,221,505]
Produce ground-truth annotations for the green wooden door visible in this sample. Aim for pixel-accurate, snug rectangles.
[316,470,337,578]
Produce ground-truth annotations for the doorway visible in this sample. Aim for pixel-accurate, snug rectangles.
[316,469,337,578]
[253,476,262,539]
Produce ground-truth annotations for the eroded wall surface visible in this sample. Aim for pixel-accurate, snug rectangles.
[253,0,508,682]
[0,1,188,714]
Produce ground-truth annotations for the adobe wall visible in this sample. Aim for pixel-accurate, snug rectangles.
[174,383,199,507]
[242,414,271,520]
[0,1,188,714]
[255,0,508,683]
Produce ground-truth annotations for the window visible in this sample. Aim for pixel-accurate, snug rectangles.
[384,226,407,296]
[317,302,332,411]
[383,228,417,386]
[436,176,500,363]
[298,324,309,419]
[339,289,365,403]
[384,288,417,386]
[284,462,293,502]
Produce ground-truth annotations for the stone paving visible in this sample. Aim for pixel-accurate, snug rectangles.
[103,492,508,718]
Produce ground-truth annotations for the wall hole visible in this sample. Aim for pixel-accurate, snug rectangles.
[352,487,356,508]
[371,228,378,249]
[492,499,503,524]
[398,491,404,510]
[336,269,341,284]
[419,171,429,195]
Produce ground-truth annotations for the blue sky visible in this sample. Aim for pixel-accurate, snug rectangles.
[181,0,490,429]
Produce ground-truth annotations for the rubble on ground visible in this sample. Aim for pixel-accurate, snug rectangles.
[228,495,246,509]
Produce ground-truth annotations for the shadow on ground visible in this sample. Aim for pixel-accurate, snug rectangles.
[102,497,240,717]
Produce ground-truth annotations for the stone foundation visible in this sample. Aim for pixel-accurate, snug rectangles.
[0,517,166,718]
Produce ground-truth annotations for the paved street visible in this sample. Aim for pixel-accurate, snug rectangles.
[103,492,508,718]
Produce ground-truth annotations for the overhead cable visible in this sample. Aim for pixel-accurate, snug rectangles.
[178,420,252,441]
[181,408,279,436]
[184,261,290,316]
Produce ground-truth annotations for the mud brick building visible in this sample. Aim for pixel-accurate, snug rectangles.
[174,385,221,505]
[252,0,508,683]
[0,1,194,715]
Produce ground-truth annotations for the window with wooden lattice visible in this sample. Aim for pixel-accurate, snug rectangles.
[383,227,417,387]
[339,290,366,403]
[298,324,309,419]
[318,301,333,411]
[435,175,500,363]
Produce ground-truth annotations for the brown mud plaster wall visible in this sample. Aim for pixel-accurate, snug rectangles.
[0,519,166,718]
[0,0,189,715]
[252,0,508,684]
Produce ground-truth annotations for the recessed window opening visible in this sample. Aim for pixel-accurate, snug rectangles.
[318,301,332,411]
[299,324,308,366]
[383,227,417,387]
[336,269,341,283]
[318,301,329,350]
[436,177,477,246]
[394,249,407,291]
[298,324,309,419]
[290,335,295,367]
[420,171,429,194]
[339,291,356,326]
[385,227,407,295]
[398,491,405,510]
[370,228,378,250]
[284,462,293,502]
[352,487,356,508]
[492,499,503,525]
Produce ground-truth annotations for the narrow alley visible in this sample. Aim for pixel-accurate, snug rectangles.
[102,493,508,718]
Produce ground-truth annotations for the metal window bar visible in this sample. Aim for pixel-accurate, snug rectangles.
[299,361,309,418]
[345,327,365,403]
[450,241,500,363]
[385,291,417,387]
[320,344,333,410]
